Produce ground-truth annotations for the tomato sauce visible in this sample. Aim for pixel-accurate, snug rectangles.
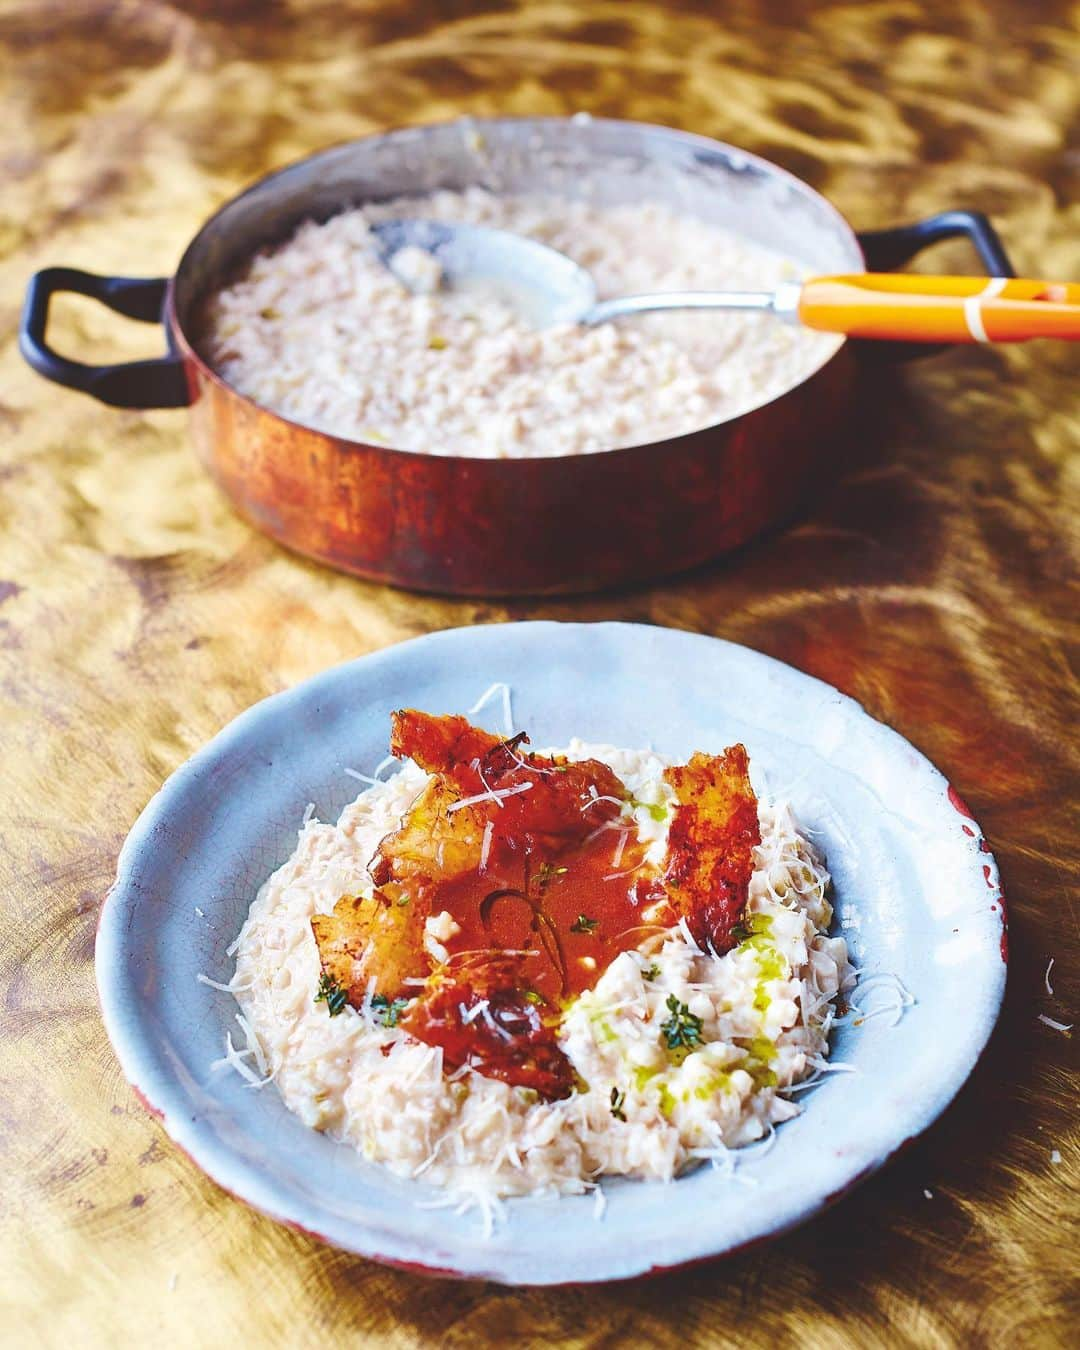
[432,823,669,1003]
[313,712,759,1100]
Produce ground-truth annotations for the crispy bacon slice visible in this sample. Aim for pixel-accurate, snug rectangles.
[389,711,503,788]
[371,776,489,894]
[388,709,627,859]
[311,884,429,1004]
[661,744,760,955]
[400,954,573,1100]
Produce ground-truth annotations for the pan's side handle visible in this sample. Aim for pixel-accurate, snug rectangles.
[19,268,190,408]
[855,212,1016,361]
[858,210,1015,277]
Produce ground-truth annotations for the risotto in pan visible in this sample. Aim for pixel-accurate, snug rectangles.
[200,189,839,458]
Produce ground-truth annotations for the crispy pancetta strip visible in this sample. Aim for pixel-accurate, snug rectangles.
[311,884,430,1004]
[662,744,760,954]
[389,709,627,857]
[400,954,573,1100]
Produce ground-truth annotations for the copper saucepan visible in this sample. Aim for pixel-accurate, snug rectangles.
[19,117,1014,596]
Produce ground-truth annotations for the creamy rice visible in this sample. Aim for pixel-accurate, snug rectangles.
[224,741,853,1205]
[200,189,840,458]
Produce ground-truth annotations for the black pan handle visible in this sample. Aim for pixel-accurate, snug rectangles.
[854,211,1015,361]
[858,210,1015,277]
[19,267,190,408]
[858,206,1015,275]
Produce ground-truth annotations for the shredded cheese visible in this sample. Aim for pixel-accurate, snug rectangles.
[479,820,494,871]
[581,793,624,812]
[235,1010,268,1076]
[424,933,450,963]
[210,1031,271,1088]
[460,999,489,1026]
[467,682,514,738]
[676,915,703,955]
[197,971,248,994]
[847,972,915,1029]
[446,780,534,813]
[479,1004,512,1042]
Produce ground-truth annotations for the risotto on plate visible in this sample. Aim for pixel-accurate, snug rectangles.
[217,708,854,1208]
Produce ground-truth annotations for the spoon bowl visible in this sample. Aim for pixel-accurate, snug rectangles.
[370,219,599,327]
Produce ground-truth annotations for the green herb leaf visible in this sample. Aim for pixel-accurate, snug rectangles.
[370,993,409,1027]
[642,963,661,981]
[660,994,704,1053]
[315,972,348,1017]
[523,990,543,1005]
[537,861,570,889]
[570,913,598,935]
[609,1087,627,1121]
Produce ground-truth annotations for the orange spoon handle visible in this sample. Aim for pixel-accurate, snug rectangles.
[798,274,1080,343]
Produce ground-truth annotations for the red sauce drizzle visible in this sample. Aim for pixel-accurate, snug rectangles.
[387,710,670,1002]
[321,712,758,1098]
[434,826,666,1002]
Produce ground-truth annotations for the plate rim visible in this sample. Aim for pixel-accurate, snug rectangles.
[96,620,1008,1283]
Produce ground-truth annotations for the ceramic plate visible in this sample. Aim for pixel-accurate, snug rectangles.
[97,622,1006,1284]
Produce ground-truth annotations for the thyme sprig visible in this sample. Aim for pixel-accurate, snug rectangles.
[570,913,598,934]
[536,861,569,889]
[371,994,409,1028]
[315,972,347,1017]
[660,994,704,1052]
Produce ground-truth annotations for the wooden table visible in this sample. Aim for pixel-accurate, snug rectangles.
[2,1,1076,1343]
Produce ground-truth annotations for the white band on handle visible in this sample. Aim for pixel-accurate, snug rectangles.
[963,277,1008,343]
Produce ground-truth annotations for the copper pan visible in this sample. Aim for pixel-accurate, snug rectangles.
[20,117,1013,596]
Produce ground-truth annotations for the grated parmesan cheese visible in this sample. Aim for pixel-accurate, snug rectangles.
[446,780,534,813]
[467,682,514,738]
[479,820,494,871]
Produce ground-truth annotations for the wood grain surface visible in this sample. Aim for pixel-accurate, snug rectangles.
[1,1,1077,1344]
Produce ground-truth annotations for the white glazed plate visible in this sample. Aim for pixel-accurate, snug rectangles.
[96,622,1007,1284]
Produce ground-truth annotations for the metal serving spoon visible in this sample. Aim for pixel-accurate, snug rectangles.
[372,218,1080,343]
